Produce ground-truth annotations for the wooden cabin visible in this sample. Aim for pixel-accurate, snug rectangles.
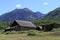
[4,20,36,32]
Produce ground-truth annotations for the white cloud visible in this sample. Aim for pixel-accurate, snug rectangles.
[16,4,21,8]
[43,2,48,6]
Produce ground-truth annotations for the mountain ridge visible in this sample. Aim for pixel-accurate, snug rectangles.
[41,7,60,21]
[0,8,44,21]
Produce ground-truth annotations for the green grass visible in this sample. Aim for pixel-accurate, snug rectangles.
[53,28,60,31]
[0,30,60,40]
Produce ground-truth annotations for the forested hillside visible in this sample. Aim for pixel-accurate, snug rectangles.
[41,7,60,21]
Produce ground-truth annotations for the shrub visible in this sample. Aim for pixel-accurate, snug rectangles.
[4,31,17,35]
[0,29,4,34]
[27,30,37,36]
[53,28,60,31]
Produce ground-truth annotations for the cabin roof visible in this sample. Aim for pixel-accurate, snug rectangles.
[14,20,36,28]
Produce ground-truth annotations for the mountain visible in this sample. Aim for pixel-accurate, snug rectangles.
[34,12,45,19]
[41,7,60,21]
[0,8,44,21]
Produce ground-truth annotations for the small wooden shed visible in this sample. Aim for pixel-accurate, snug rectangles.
[5,20,36,31]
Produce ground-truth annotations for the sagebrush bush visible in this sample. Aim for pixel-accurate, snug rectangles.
[53,28,60,31]
[27,30,37,36]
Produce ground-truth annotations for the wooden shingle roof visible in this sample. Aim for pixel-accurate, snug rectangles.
[15,20,36,28]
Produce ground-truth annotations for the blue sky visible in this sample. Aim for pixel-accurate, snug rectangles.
[0,0,60,15]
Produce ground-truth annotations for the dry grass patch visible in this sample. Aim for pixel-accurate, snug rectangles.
[0,31,60,40]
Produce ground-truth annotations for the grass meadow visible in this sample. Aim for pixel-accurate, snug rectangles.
[0,30,60,40]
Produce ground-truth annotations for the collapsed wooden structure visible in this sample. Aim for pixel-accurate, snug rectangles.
[36,23,60,31]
